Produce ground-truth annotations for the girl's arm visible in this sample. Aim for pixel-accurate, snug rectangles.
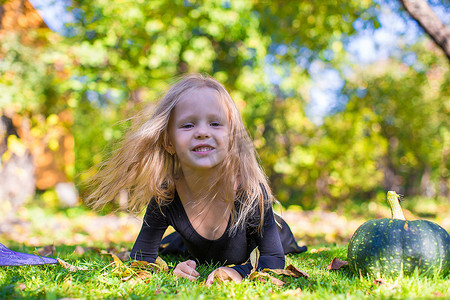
[231,205,285,278]
[130,200,169,262]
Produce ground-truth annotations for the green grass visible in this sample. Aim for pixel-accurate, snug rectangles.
[1,243,448,299]
[1,200,449,299]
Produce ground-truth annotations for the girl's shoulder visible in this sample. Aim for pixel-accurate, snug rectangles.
[149,187,187,208]
[235,183,271,205]
[145,192,178,215]
[235,186,271,220]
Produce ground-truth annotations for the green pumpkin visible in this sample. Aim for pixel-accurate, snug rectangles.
[347,191,450,277]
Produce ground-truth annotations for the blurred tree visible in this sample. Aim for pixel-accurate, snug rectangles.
[66,0,380,203]
[341,40,449,199]
[0,0,75,210]
[0,0,47,211]
[2,0,447,210]
[399,0,450,60]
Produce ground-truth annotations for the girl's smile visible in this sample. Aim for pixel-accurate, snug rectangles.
[167,87,230,174]
[192,144,215,154]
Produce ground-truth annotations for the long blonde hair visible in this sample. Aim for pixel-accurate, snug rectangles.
[86,73,273,234]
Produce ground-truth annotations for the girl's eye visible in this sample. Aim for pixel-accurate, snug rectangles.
[210,122,221,127]
[181,123,194,129]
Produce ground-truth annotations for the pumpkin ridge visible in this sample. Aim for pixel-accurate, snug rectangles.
[433,221,444,276]
[428,220,450,276]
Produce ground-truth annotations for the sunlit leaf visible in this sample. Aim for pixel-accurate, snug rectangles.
[122,271,152,283]
[57,258,89,272]
[154,256,169,272]
[131,257,169,273]
[281,288,303,296]
[160,243,170,249]
[262,265,309,278]
[310,247,330,253]
[101,250,123,267]
[131,260,150,268]
[100,250,135,277]
[268,275,285,286]
[97,274,122,285]
[73,245,86,255]
[136,270,153,281]
[249,271,285,286]
[250,247,260,273]
[262,268,294,277]
[213,268,234,284]
[63,274,73,288]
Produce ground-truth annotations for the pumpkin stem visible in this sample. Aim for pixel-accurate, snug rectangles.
[387,191,406,220]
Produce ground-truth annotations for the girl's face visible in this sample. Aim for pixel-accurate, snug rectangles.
[167,87,230,174]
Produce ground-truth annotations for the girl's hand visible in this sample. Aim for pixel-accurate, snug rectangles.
[205,267,243,287]
[173,260,200,281]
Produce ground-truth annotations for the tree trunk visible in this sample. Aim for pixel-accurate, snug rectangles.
[0,5,5,29]
[0,115,36,212]
[399,0,450,60]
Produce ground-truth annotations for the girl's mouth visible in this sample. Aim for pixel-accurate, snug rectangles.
[192,146,215,152]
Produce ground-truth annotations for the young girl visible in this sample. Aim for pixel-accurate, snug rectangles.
[87,73,306,285]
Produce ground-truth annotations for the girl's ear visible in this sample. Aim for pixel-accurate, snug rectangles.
[164,142,175,155]
[162,131,175,155]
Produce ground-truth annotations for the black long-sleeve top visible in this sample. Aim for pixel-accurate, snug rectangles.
[130,192,285,277]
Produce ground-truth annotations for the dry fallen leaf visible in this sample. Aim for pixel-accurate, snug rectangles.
[310,247,330,253]
[249,271,285,286]
[249,264,308,286]
[213,268,234,284]
[101,250,124,268]
[262,266,309,278]
[73,245,85,255]
[268,276,286,286]
[36,245,56,257]
[160,243,170,249]
[153,256,169,272]
[250,247,260,274]
[327,257,348,270]
[131,260,150,268]
[57,258,89,272]
[112,257,170,285]
[131,257,169,273]
[286,264,310,278]
[116,251,130,262]
[63,274,73,288]
[262,268,297,276]
[102,253,132,278]
[137,270,153,281]
[122,270,153,283]
[282,288,303,297]
[74,246,101,255]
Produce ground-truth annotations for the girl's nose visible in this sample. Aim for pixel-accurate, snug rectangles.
[195,123,210,139]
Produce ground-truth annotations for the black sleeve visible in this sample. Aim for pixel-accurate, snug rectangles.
[231,205,285,277]
[130,200,169,263]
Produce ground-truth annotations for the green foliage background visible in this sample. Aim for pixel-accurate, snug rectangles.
[1,0,449,209]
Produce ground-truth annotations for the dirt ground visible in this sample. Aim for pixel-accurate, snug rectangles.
[2,203,449,251]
